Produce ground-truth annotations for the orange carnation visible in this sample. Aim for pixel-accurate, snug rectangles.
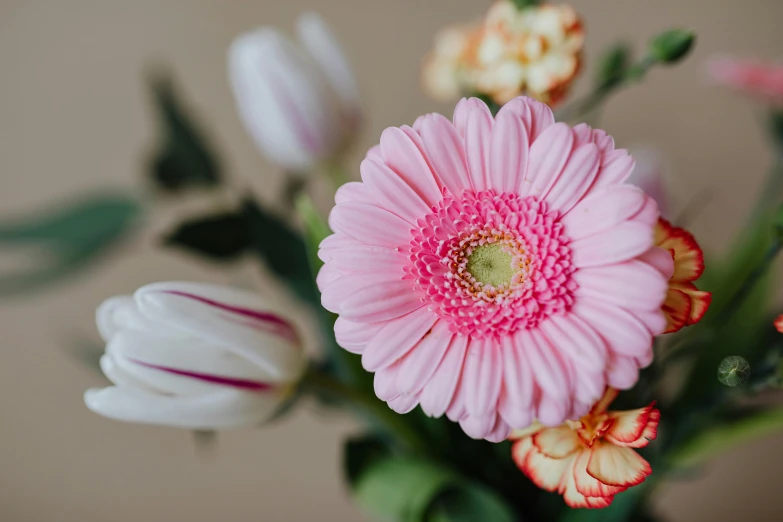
[511,388,659,508]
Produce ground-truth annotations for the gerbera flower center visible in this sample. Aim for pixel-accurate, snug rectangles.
[407,189,577,338]
[465,243,517,288]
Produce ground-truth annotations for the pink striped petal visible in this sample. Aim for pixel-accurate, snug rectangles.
[525,329,570,400]
[388,393,420,414]
[498,335,535,428]
[491,104,529,193]
[571,222,653,268]
[593,151,635,189]
[419,335,469,417]
[361,157,430,223]
[561,184,647,240]
[329,244,408,274]
[459,99,494,190]
[379,126,442,206]
[326,276,423,323]
[418,113,472,194]
[362,307,438,371]
[523,123,574,197]
[374,360,403,401]
[501,96,555,142]
[638,246,675,279]
[335,181,376,205]
[539,315,607,372]
[606,353,640,390]
[396,321,453,395]
[542,144,600,213]
[574,260,668,311]
[329,202,413,247]
[573,297,652,359]
[335,317,384,354]
[462,338,503,417]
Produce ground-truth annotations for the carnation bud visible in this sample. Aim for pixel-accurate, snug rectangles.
[511,0,539,10]
[717,356,751,387]
[649,29,695,64]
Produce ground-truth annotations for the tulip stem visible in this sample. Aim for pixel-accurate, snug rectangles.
[303,367,428,453]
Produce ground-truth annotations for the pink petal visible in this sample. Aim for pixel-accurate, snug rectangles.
[388,393,420,414]
[561,185,647,240]
[570,222,654,268]
[539,315,607,372]
[329,202,413,247]
[396,322,453,395]
[490,104,530,193]
[329,244,408,274]
[362,307,438,371]
[498,335,535,428]
[334,317,384,354]
[606,353,641,390]
[592,150,635,189]
[638,246,675,279]
[542,144,600,214]
[462,338,503,418]
[525,329,570,401]
[335,181,376,205]
[419,335,469,418]
[502,96,555,142]
[360,157,430,224]
[379,126,442,206]
[374,360,403,401]
[574,260,668,312]
[326,276,423,322]
[418,113,472,194]
[459,413,502,440]
[523,123,574,198]
[573,297,652,359]
[459,99,494,190]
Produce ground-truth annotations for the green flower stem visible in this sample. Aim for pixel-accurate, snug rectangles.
[555,56,656,122]
[713,238,782,327]
[303,366,429,453]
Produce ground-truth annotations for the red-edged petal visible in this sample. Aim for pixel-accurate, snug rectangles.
[573,448,626,498]
[673,282,712,326]
[662,287,691,334]
[654,218,705,283]
[560,454,614,508]
[517,438,576,492]
[604,402,657,447]
[532,425,582,458]
[586,441,652,487]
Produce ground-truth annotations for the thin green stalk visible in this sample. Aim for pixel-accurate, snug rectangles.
[303,366,429,453]
[713,238,782,327]
[556,56,656,122]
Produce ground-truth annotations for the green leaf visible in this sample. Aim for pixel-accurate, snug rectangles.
[670,407,783,469]
[427,483,515,522]
[147,71,221,192]
[243,199,318,306]
[166,212,249,260]
[0,194,141,296]
[344,435,393,487]
[353,458,456,522]
[511,0,539,10]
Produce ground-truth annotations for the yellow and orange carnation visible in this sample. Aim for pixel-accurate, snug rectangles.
[511,389,659,508]
[422,1,584,106]
[654,218,711,333]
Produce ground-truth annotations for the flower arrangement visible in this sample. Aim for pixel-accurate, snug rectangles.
[5,1,783,520]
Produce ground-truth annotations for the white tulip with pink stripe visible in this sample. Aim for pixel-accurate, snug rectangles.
[84,282,305,429]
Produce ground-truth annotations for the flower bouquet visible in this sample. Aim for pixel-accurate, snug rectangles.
[6,1,783,520]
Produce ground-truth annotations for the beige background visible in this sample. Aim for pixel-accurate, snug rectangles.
[1,0,783,520]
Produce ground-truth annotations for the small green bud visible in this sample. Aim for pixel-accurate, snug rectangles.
[512,0,539,10]
[597,44,631,88]
[717,356,751,387]
[649,29,695,64]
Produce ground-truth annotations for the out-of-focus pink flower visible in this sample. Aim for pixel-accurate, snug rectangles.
[627,147,669,218]
[708,56,783,104]
[228,12,361,171]
[511,388,659,508]
[318,95,668,442]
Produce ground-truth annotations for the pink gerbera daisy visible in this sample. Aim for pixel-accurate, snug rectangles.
[317,96,668,441]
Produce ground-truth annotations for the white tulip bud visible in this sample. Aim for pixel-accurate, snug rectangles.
[228,12,360,172]
[84,282,306,430]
